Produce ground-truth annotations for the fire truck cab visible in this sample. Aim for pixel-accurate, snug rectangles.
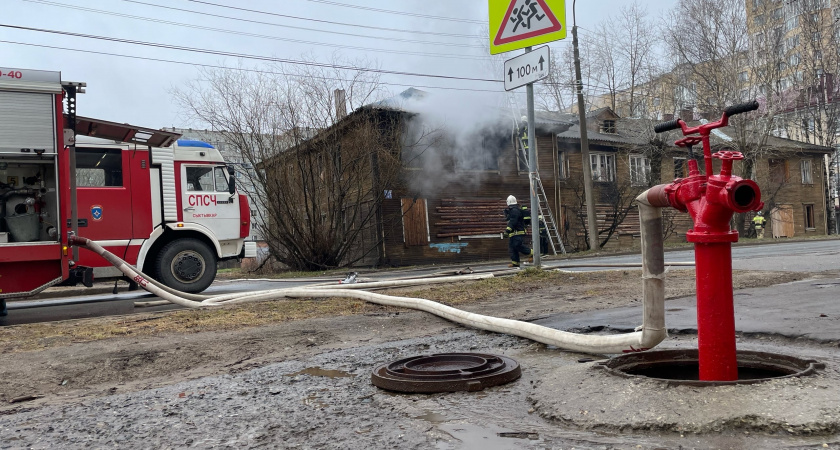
[0,68,253,312]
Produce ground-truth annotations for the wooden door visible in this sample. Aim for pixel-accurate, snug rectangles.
[401,198,429,246]
[771,205,794,238]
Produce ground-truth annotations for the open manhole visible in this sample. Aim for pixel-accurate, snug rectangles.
[597,349,824,386]
[371,352,521,393]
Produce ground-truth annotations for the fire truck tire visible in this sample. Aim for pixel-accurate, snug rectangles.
[155,238,217,293]
[0,299,6,316]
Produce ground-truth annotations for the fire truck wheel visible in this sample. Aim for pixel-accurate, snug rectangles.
[0,299,6,316]
[156,238,217,293]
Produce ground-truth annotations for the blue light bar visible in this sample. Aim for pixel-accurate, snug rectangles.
[176,139,215,149]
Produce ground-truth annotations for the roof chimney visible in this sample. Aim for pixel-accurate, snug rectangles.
[663,113,674,121]
[680,108,693,122]
[334,89,347,120]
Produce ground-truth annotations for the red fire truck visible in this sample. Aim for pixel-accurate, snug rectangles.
[0,68,254,312]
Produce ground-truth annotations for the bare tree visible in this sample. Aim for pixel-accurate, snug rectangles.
[174,57,403,270]
[584,2,659,117]
[782,1,840,149]
[591,19,622,112]
[616,3,658,117]
[536,42,599,112]
[535,46,575,112]
[663,0,798,233]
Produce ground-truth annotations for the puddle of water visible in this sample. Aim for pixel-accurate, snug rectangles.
[414,411,448,424]
[284,367,354,378]
[436,423,538,450]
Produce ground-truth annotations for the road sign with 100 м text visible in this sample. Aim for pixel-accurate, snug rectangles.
[503,45,549,91]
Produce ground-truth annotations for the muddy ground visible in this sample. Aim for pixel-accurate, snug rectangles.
[1,268,837,449]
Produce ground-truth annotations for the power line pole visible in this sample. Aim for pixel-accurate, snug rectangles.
[572,1,599,251]
[525,46,541,268]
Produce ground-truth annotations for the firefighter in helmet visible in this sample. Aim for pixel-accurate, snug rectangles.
[519,116,529,152]
[752,211,767,239]
[503,195,533,267]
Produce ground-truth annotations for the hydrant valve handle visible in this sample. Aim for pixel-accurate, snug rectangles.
[675,136,702,148]
[712,151,744,161]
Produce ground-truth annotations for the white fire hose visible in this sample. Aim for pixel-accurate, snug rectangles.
[68,191,670,354]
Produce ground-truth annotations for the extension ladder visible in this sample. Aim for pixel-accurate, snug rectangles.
[508,93,566,255]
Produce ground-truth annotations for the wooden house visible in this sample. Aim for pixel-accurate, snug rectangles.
[269,91,833,268]
[555,110,835,249]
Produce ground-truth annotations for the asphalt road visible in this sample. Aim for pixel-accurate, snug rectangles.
[535,275,840,342]
[3,239,838,327]
[557,238,840,273]
[533,239,840,341]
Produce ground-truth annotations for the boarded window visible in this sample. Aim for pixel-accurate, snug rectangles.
[800,159,813,184]
[401,198,429,246]
[435,198,507,238]
[769,159,788,184]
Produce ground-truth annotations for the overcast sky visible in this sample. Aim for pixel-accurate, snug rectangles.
[1,0,677,128]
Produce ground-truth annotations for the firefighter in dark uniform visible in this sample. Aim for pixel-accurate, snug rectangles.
[504,195,534,267]
[538,215,549,256]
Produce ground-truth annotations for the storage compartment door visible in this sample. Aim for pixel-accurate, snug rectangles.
[0,91,56,154]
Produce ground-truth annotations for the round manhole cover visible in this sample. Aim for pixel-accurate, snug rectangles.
[598,349,824,386]
[371,352,521,393]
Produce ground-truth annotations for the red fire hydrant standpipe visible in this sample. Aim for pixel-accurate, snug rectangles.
[650,101,764,381]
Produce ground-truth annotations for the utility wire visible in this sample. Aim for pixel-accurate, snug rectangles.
[1,39,664,117]
[303,0,484,24]
[0,35,649,100]
[169,0,480,39]
[0,39,516,94]
[24,0,491,60]
[0,24,500,83]
[28,0,486,49]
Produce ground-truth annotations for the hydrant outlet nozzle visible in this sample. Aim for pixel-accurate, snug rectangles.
[722,179,762,214]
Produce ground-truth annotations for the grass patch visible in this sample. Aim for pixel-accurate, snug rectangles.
[0,269,583,353]
[0,297,373,353]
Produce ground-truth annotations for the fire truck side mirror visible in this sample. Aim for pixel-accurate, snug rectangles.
[228,167,236,195]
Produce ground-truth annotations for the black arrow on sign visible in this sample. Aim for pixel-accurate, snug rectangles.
[508,67,514,82]
[538,55,545,71]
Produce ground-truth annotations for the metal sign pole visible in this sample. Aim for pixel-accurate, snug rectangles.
[525,46,541,268]
[65,85,79,262]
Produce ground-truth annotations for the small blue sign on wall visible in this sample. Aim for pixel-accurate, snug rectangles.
[91,205,103,221]
[429,242,468,253]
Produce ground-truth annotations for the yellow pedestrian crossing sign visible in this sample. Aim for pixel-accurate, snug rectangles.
[488,0,566,55]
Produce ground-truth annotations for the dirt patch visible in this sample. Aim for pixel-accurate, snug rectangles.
[0,269,806,409]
